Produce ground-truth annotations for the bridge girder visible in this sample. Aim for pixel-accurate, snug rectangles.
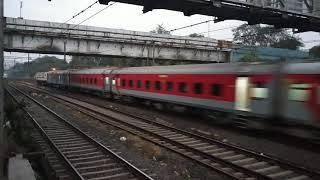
[99,0,320,32]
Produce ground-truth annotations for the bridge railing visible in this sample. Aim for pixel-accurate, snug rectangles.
[5,17,232,51]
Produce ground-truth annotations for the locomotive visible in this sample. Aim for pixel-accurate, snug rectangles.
[35,62,320,135]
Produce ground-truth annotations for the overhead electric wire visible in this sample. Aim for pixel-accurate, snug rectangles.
[196,25,242,35]
[24,0,100,48]
[169,19,214,32]
[63,0,99,24]
[69,2,117,30]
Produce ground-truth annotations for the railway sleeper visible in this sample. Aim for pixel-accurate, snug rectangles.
[163,134,184,139]
[69,154,106,163]
[46,132,78,137]
[222,154,246,161]
[73,158,113,168]
[54,139,88,146]
[77,163,119,174]
[88,172,131,180]
[172,137,196,142]
[231,157,256,166]
[255,165,281,174]
[211,151,235,158]
[81,167,124,179]
[50,135,82,141]
[60,144,94,151]
[62,147,98,155]
[203,148,225,154]
[268,170,295,179]
[180,140,202,145]
[66,151,102,159]
[155,131,177,136]
[195,145,217,150]
[187,142,209,148]
[52,137,84,143]
[288,175,311,180]
[243,162,269,170]
[58,142,90,148]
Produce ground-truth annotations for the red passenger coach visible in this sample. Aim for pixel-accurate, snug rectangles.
[41,62,320,134]
[69,68,116,94]
[113,63,277,121]
[282,63,320,125]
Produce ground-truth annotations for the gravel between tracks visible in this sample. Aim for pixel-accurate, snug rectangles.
[36,84,320,172]
[20,84,229,180]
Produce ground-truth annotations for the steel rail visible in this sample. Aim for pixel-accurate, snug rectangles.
[6,87,84,180]
[8,84,153,180]
[17,83,273,179]
[23,81,320,178]
[18,82,320,179]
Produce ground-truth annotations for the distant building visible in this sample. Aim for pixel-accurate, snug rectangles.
[231,45,309,62]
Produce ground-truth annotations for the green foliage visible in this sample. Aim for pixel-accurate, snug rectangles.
[309,45,320,58]
[272,37,304,50]
[189,33,204,38]
[233,24,303,50]
[7,56,69,78]
[150,24,171,35]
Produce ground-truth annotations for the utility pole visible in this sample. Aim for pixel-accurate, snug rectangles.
[0,0,4,176]
[19,1,23,18]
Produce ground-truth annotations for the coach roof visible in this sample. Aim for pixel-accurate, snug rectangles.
[70,67,117,74]
[115,62,277,75]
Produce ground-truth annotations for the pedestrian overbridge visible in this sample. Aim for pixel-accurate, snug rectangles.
[4,17,231,62]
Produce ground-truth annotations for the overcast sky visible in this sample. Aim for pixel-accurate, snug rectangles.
[4,0,320,68]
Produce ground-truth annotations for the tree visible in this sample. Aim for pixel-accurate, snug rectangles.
[309,45,320,58]
[233,24,303,50]
[150,24,171,35]
[7,56,69,78]
[272,37,304,50]
[188,33,204,38]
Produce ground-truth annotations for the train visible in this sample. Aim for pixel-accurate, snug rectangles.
[34,62,320,136]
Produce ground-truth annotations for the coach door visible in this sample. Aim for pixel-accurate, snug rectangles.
[235,77,250,111]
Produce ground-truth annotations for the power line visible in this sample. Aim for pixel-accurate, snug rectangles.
[197,25,241,35]
[69,2,116,30]
[63,0,99,24]
[24,0,100,48]
[169,19,214,32]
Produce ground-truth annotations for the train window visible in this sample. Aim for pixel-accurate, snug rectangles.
[211,84,222,96]
[86,78,89,84]
[117,78,121,86]
[137,80,142,88]
[251,82,268,99]
[121,79,126,87]
[179,82,188,93]
[193,83,203,94]
[288,83,311,102]
[129,80,134,87]
[112,79,116,85]
[155,81,161,90]
[94,78,97,84]
[105,77,109,85]
[145,81,151,89]
[90,78,93,84]
[166,82,174,91]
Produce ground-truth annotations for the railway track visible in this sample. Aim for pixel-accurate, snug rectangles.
[7,84,154,180]
[15,82,320,180]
